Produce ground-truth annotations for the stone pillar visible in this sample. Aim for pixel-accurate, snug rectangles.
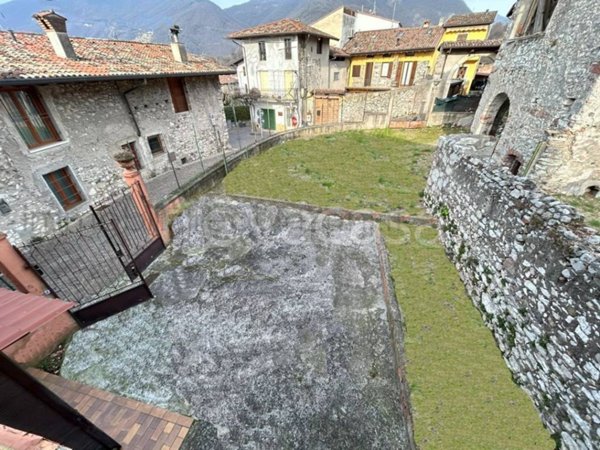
[122,167,170,244]
[0,233,49,296]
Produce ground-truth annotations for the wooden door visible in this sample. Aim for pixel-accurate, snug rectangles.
[365,62,373,87]
[315,97,340,125]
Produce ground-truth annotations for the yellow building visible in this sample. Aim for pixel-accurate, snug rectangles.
[343,26,445,90]
[438,11,498,94]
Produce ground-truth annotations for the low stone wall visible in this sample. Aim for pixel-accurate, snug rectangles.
[425,135,600,449]
[155,122,381,216]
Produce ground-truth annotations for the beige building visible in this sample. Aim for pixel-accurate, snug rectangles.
[312,6,401,49]
[229,19,334,131]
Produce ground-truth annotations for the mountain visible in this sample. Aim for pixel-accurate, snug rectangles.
[0,0,473,57]
[226,0,472,28]
[0,0,244,56]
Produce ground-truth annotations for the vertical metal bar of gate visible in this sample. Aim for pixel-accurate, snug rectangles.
[89,206,135,281]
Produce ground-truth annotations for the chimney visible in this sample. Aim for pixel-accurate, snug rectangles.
[423,20,431,28]
[33,10,76,59]
[170,25,188,63]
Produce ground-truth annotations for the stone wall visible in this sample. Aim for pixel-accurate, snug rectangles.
[0,76,227,244]
[426,135,600,449]
[471,0,600,195]
[341,79,433,126]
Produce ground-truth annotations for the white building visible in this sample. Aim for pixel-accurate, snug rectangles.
[311,6,401,49]
[229,19,334,131]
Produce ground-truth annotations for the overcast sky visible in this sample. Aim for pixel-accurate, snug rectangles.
[0,0,515,15]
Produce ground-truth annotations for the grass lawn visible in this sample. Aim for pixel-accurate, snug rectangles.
[223,128,554,449]
[557,194,600,231]
[225,128,443,216]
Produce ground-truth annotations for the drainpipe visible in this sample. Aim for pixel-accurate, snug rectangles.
[116,80,146,137]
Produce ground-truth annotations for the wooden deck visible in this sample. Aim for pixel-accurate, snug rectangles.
[30,369,193,449]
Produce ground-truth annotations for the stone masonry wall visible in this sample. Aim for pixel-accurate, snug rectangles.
[471,0,600,195]
[341,75,433,125]
[426,135,600,449]
[0,76,228,244]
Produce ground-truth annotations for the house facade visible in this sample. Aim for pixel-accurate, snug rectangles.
[436,11,498,96]
[472,0,600,196]
[229,19,334,131]
[311,6,401,49]
[0,11,232,244]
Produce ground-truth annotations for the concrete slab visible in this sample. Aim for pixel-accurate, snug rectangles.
[61,196,414,449]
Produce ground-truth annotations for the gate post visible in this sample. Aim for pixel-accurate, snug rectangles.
[0,233,49,296]
[122,168,170,244]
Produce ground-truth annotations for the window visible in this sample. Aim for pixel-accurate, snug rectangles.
[316,39,323,55]
[284,39,292,60]
[381,62,392,78]
[352,65,362,77]
[259,41,267,61]
[456,66,468,79]
[1,87,60,149]
[333,72,340,82]
[148,135,165,155]
[457,33,468,41]
[43,167,84,211]
[395,61,417,86]
[167,77,189,113]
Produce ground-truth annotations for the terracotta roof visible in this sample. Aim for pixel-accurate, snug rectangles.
[439,39,502,51]
[443,11,497,28]
[0,31,234,85]
[228,18,336,40]
[314,88,346,95]
[219,74,238,85]
[343,26,444,55]
[0,288,75,349]
[330,47,349,58]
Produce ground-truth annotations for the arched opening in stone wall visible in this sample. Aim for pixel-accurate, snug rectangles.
[479,93,510,137]
[490,97,510,137]
[505,154,522,175]
[585,185,599,198]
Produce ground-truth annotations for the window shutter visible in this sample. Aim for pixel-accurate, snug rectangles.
[395,62,403,86]
[167,78,189,113]
[409,62,418,86]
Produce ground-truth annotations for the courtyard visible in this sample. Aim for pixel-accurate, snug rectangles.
[60,129,553,449]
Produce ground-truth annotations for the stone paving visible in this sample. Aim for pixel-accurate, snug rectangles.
[145,125,258,205]
[60,196,415,449]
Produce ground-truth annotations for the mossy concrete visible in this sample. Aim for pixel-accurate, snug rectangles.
[61,196,415,449]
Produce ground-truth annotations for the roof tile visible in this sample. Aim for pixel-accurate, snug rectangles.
[229,18,335,40]
[443,11,497,28]
[0,31,233,84]
[343,26,445,55]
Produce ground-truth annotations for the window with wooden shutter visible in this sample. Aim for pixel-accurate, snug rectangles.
[43,167,84,211]
[394,62,404,86]
[167,78,189,113]
[0,87,61,149]
[397,61,417,86]
[352,65,362,77]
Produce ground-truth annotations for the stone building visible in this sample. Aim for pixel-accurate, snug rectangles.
[0,11,232,244]
[229,19,334,131]
[311,6,401,49]
[472,0,600,196]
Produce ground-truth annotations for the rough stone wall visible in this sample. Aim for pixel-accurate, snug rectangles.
[341,74,433,125]
[123,76,229,175]
[426,135,600,449]
[471,0,600,195]
[0,77,228,244]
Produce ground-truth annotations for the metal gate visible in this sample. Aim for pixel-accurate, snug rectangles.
[90,181,165,274]
[18,182,165,327]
